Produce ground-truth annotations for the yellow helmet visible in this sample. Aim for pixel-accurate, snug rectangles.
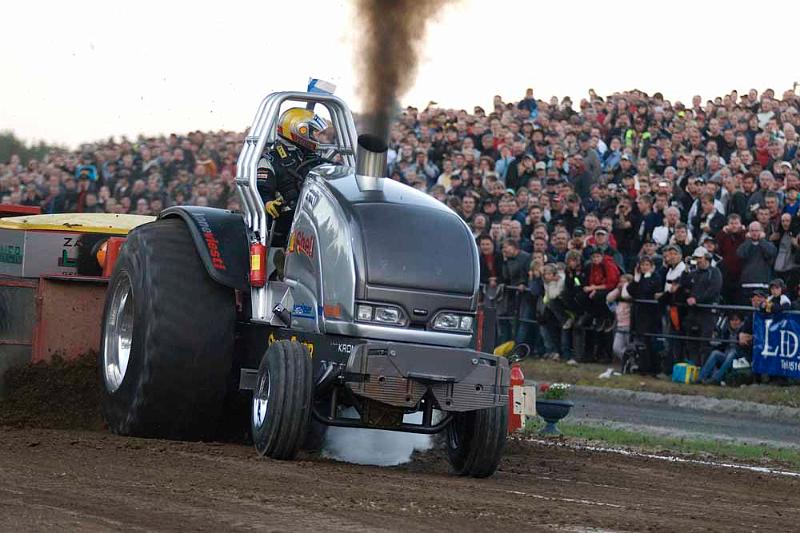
[277,108,327,152]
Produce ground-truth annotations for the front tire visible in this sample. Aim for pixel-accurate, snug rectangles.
[252,340,313,459]
[446,406,507,478]
[99,219,235,440]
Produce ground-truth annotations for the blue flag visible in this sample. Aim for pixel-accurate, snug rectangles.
[307,78,336,95]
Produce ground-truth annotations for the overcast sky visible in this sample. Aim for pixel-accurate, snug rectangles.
[1,0,798,147]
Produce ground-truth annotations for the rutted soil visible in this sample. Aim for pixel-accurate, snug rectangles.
[0,427,797,532]
[1,356,797,531]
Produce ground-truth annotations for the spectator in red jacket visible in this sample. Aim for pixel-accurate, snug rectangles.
[582,247,620,332]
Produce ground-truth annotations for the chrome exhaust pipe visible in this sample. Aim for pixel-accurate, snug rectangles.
[355,133,387,191]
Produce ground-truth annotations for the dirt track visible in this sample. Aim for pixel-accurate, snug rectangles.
[1,427,798,532]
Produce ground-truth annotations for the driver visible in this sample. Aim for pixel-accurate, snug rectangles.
[257,107,329,246]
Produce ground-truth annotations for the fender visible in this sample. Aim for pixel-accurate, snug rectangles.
[159,206,249,291]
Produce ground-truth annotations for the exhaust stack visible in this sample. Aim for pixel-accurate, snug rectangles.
[355,133,388,191]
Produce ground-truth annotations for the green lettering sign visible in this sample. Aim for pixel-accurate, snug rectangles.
[0,244,22,265]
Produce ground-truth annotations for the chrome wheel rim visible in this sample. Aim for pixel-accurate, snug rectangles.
[103,272,134,392]
[253,370,270,429]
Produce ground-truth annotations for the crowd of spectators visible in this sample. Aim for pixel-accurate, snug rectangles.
[0,132,244,216]
[386,86,800,383]
[3,86,800,383]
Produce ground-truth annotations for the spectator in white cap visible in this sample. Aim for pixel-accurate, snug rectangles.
[678,245,723,365]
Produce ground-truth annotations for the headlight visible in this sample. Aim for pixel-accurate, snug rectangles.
[433,313,460,330]
[374,306,401,324]
[432,312,474,333]
[356,303,406,327]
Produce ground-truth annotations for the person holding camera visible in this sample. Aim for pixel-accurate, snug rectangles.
[691,193,725,243]
[680,246,723,365]
[613,196,641,271]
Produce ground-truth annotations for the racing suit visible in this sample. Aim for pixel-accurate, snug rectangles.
[256,139,328,247]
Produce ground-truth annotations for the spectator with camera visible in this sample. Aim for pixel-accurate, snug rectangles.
[652,206,681,249]
[612,196,641,270]
[691,193,725,242]
[680,246,723,365]
[717,214,748,303]
[761,278,791,313]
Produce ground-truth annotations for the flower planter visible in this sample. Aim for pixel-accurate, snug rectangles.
[536,399,574,436]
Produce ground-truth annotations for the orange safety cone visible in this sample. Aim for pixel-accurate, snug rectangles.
[508,362,525,433]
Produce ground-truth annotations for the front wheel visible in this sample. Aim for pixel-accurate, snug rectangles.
[252,340,313,460]
[446,406,507,478]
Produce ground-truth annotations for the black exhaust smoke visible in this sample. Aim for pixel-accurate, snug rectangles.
[356,0,452,141]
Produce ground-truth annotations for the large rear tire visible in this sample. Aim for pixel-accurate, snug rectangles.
[446,406,507,478]
[99,218,235,440]
[251,340,313,460]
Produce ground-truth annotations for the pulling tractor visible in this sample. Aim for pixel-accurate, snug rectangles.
[99,92,510,477]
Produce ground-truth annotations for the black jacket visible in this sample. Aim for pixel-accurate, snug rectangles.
[627,271,664,333]
[257,141,329,208]
[627,272,662,300]
[681,265,723,305]
[562,267,585,310]
[501,251,532,286]
[479,252,504,285]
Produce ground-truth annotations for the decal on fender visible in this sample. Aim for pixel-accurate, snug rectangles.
[287,230,314,259]
[194,213,226,271]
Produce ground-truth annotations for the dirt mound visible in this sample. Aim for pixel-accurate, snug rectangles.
[0,353,102,431]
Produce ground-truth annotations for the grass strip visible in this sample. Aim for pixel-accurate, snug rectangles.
[521,359,800,408]
[523,418,800,469]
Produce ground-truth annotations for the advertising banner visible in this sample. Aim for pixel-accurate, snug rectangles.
[752,312,800,379]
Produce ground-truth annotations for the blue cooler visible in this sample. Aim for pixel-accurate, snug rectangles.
[672,362,699,384]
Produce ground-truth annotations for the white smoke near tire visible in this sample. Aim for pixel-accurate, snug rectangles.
[322,408,433,466]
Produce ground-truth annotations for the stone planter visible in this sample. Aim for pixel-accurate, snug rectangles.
[536,399,573,436]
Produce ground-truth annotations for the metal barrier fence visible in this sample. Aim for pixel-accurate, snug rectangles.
[479,284,788,351]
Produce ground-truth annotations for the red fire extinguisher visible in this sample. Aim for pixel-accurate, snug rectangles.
[507,362,525,433]
[249,241,267,287]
